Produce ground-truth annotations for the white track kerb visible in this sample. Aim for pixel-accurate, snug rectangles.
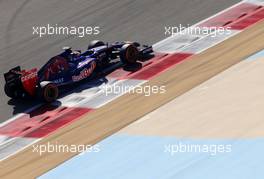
[0,0,263,161]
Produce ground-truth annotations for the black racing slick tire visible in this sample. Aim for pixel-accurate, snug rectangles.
[120,44,139,64]
[88,40,105,49]
[38,82,59,103]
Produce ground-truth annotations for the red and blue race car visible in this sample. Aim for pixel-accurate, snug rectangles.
[4,40,153,102]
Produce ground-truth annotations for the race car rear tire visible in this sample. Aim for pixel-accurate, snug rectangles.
[120,44,139,64]
[88,40,105,49]
[38,82,59,103]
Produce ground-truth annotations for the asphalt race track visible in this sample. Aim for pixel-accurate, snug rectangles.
[0,0,239,122]
[1,0,264,178]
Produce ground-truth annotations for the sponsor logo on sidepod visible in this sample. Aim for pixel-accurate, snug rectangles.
[72,61,96,81]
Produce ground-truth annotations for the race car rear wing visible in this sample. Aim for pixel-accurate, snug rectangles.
[4,66,39,96]
[4,66,22,84]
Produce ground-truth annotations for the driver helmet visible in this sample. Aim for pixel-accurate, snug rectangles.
[71,50,81,61]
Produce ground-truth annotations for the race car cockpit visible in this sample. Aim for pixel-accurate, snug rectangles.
[60,47,83,61]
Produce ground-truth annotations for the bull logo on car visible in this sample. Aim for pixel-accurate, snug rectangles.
[72,61,96,81]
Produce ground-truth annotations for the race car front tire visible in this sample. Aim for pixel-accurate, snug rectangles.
[38,82,59,103]
[120,44,139,64]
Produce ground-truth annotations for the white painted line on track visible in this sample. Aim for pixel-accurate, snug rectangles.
[153,1,245,51]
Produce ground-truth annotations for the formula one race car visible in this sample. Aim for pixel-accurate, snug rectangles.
[4,41,153,102]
